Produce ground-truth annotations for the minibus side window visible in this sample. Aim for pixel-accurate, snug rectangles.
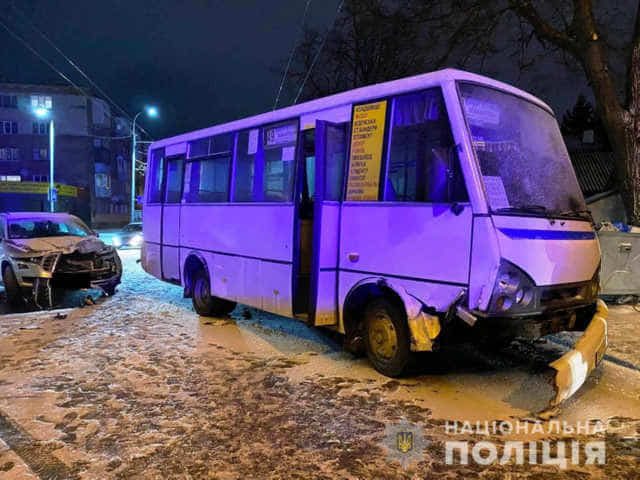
[147,148,165,203]
[183,156,231,203]
[263,121,297,202]
[164,157,184,203]
[184,133,233,203]
[233,129,261,202]
[385,89,468,203]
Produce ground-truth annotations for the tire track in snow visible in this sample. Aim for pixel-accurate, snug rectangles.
[0,409,77,480]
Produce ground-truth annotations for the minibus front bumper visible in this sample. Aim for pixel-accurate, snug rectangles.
[548,299,608,408]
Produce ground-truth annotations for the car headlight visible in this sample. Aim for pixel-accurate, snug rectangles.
[112,236,122,247]
[489,260,536,314]
[13,256,43,270]
[129,234,142,246]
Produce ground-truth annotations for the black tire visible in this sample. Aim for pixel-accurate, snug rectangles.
[191,269,236,317]
[364,298,411,377]
[2,265,23,307]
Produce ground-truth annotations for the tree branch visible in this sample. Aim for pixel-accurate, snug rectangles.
[508,0,580,58]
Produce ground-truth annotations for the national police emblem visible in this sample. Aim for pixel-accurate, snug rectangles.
[381,416,430,469]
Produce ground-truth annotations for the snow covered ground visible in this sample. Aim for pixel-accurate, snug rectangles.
[0,250,638,478]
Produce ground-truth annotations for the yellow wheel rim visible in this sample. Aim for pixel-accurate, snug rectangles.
[368,311,398,361]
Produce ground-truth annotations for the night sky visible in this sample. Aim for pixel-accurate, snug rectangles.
[0,0,603,141]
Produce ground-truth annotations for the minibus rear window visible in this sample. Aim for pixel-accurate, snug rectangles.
[147,148,165,203]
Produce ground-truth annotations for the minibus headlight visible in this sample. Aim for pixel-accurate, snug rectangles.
[489,260,536,314]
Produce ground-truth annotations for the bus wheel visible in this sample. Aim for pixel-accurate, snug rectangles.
[364,298,410,377]
[2,265,23,307]
[191,269,236,317]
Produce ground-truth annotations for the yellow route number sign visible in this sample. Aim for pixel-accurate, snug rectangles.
[346,100,387,201]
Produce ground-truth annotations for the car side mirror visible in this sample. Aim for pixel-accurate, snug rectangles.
[451,202,464,216]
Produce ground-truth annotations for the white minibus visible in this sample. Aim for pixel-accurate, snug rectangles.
[141,69,607,407]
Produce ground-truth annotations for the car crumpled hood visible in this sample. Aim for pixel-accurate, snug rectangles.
[4,235,112,257]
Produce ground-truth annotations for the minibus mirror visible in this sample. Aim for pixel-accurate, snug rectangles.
[451,202,464,216]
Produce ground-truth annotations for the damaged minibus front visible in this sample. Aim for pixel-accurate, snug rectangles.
[457,82,607,409]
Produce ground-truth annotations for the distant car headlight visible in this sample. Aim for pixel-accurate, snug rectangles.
[112,236,122,247]
[489,260,537,314]
[128,234,143,246]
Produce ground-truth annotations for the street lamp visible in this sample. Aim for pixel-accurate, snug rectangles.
[131,106,158,222]
[34,107,55,212]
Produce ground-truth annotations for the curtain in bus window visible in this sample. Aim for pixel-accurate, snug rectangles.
[183,156,231,203]
[234,129,259,201]
[147,149,165,203]
[262,121,297,202]
[385,89,468,203]
[164,158,184,203]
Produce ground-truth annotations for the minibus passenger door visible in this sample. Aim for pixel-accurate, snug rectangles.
[309,120,347,326]
[161,155,184,282]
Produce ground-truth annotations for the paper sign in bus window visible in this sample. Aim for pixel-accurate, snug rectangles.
[346,100,387,201]
[248,129,259,155]
[483,175,510,209]
[282,146,295,162]
[265,123,297,147]
[463,97,501,126]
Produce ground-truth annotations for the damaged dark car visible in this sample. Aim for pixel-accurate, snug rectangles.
[0,212,122,309]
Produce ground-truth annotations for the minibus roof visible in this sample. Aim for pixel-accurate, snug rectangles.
[150,68,554,150]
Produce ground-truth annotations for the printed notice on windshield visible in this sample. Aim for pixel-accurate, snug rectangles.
[483,176,510,209]
[346,100,387,201]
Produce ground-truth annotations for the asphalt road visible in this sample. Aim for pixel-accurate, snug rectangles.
[0,250,638,479]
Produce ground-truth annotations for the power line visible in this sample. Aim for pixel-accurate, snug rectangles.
[273,0,313,110]
[0,17,93,100]
[293,0,345,105]
[6,3,152,139]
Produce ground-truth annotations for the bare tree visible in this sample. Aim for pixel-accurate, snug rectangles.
[499,0,640,223]
[283,0,427,102]
[281,0,640,223]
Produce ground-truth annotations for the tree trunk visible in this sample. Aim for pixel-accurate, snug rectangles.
[620,33,640,225]
[573,3,640,225]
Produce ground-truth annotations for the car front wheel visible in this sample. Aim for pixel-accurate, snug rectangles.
[2,265,23,307]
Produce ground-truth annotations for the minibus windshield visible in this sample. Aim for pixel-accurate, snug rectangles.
[459,83,586,216]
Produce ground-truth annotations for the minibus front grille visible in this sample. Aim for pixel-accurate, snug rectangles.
[539,284,589,309]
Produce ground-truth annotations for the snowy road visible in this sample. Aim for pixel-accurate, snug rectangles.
[0,250,638,478]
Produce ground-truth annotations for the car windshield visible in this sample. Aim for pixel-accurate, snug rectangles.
[123,223,142,232]
[8,218,92,239]
[459,83,586,216]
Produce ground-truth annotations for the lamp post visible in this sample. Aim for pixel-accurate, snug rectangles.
[34,107,54,212]
[131,106,158,222]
